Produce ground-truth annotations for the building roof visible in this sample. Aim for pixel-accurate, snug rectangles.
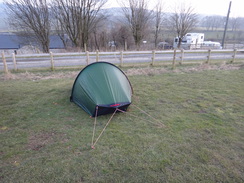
[0,34,20,49]
[0,33,65,50]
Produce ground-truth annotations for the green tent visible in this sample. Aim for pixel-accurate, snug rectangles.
[70,62,133,117]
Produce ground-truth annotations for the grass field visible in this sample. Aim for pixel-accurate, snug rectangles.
[0,65,244,182]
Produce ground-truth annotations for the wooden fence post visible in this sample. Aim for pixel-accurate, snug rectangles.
[86,51,89,65]
[231,48,237,63]
[172,49,176,69]
[50,52,54,71]
[151,50,155,66]
[180,49,184,65]
[206,49,211,64]
[120,51,123,67]
[96,50,99,62]
[12,53,17,71]
[1,52,9,74]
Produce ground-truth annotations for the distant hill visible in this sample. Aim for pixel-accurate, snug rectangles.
[0,4,209,32]
[0,5,125,32]
[103,7,124,17]
[0,3,9,31]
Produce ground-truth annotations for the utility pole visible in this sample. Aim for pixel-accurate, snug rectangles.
[222,1,232,49]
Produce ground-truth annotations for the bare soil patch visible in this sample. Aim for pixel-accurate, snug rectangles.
[27,132,56,151]
[27,132,68,151]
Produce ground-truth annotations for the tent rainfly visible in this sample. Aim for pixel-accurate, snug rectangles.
[70,62,133,117]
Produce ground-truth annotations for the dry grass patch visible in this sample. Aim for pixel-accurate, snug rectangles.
[0,70,79,81]
[126,63,243,76]
[1,63,243,81]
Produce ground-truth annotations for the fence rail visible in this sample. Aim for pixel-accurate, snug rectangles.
[1,49,244,73]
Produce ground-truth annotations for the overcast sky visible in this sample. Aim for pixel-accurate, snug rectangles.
[0,0,243,17]
[105,0,243,17]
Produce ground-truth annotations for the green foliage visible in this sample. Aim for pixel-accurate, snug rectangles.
[0,69,244,182]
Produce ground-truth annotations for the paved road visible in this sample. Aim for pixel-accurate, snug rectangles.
[1,50,244,70]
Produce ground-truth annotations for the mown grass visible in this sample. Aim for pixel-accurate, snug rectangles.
[0,66,244,182]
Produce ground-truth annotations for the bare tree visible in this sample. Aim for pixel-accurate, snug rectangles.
[202,16,224,31]
[169,3,198,48]
[153,0,165,48]
[5,0,50,53]
[109,23,132,51]
[90,18,109,51]
[118,25,131,51]
[229,17,243,32]
[120,0,152,50]
[51,0,107,50]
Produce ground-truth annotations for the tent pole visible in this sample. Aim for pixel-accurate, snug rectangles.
[91,106,99,148]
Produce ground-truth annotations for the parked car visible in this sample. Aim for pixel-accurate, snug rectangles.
[157,42,173,50]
